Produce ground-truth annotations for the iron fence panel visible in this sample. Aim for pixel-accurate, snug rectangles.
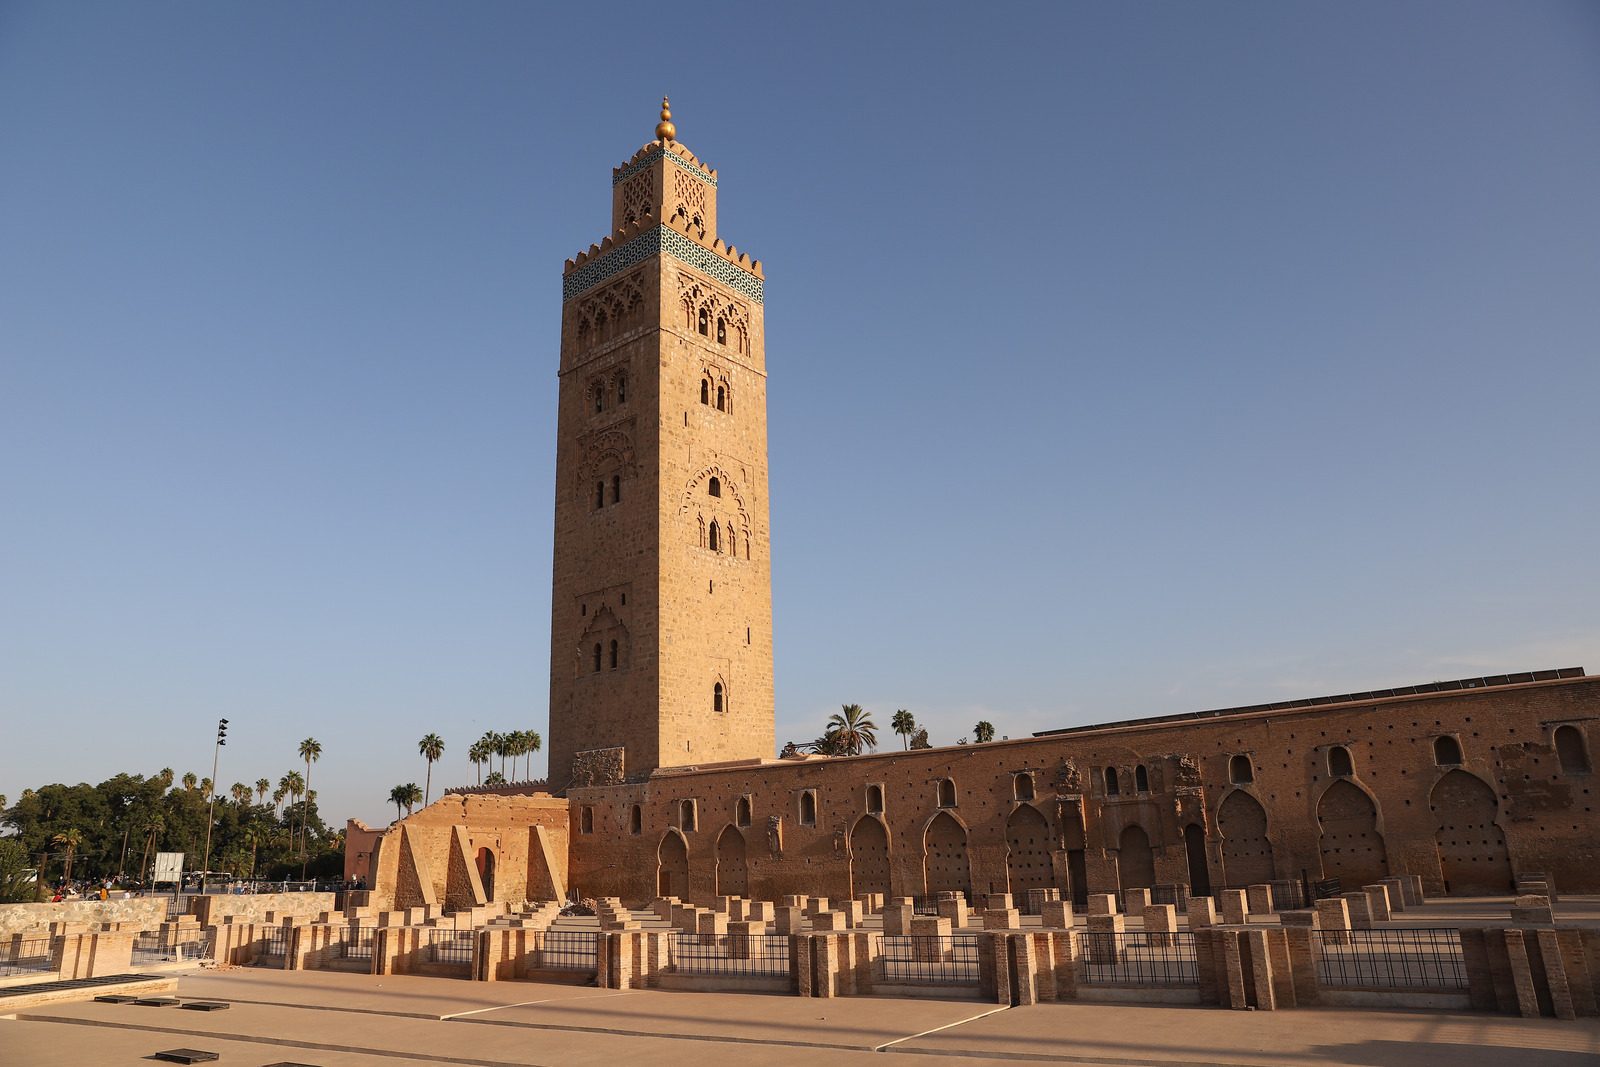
[428,929,475,965]
[1077,931,1199,987]
[669,932,789,978]
[257,925,288,957]
[533,930,599,972]
[0,938,55,978]
[877,934,981,985]
[341,925,376,960]
[1313,928,1466,989]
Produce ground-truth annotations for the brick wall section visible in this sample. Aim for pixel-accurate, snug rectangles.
[565,676,1600,904]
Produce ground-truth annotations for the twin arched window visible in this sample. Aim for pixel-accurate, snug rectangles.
[697,308,709,335]
[699,376,729,412]
[595,475,621,510]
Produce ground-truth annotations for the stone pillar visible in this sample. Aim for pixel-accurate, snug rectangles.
[805,896,830,917]
[745,900,774,923]
[1246,884,1273,915]
[986,893,1014,912]
[1187,895,1217,929]
[1362,884,1392,923]
[695,911,727,942]
[1086,893,1118,916]
[1143,904,1177,947]
[1316,898,1351,946]
[813,934,839,998]
[909,916,952,962]
[839,900,864,928]
[983,907,1021,931]
[1217,889,1249,925]
[1009,933,1038,1006]
[1380,877,1408,913]
[727,920,765,959]
[1040,900,1074,929]
[882,902,915,935]
[1406,874,1424,905]
[812,910,846,932]
[1123,888,1152,913]
[1340,892,1373,930]
[936,895,969,928]
[772,905,804,935]
[1083,913,1124,964]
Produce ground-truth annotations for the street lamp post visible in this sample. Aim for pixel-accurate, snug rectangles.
[199,718,228,895]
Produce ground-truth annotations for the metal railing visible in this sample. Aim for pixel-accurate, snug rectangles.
[257,925,288,957]
[669,932,789,978]
[1149,884,1191,910]
[877,934,981,985]
[0,938,55,978]
[427,928,474,966]
[340,924,376,961]
[1078,931,1198,987]
[131,931,212,965]
[532,930,599,972]
[1314,928,1466,990]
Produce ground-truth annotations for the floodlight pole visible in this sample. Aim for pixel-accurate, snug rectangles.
[200,718,228,895]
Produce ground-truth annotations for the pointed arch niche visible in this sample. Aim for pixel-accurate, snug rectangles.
[849,815,891,898]
[923,811,971,899]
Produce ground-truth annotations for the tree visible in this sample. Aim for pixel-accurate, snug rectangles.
[910,727,931,750]
[973,721,995,744]
[255,779,270,805]
[241,822,270,879]
[418,733,445,806]
[181,772,197,793]
[522,730,542,780]
[891,709,916,751]
[387,785,409,823]
[484,771,506,786]
[401,783,422,815]
[0,838,35,903]
[51,828,83,883]
[230,782,251,806]
[468,739,490,785]
[297,738,322,870]
[824,704,878,756]
[491,732,509,776]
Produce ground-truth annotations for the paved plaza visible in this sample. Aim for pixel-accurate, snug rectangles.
[4,967,1599,1066]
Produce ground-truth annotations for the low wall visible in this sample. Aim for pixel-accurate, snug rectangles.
[0,897,168,936]
[191,892,338,926]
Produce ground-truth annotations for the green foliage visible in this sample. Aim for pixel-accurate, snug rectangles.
[973,720,996,744]
[0,838,37,902]
[891,709,917,750]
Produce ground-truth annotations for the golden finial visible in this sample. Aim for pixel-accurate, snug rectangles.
[655,96,676,142]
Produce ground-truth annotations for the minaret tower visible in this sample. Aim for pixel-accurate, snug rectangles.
[547,100,774,788]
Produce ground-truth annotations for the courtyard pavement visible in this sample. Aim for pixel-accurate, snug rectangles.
[3,967,1599,1066]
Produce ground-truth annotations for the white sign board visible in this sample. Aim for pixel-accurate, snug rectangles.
[153,852,184,884]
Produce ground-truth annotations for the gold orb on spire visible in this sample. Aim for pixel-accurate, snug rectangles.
[655,96,676,142]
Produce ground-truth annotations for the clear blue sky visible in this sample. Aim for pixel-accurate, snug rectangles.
[3,2,1597,828]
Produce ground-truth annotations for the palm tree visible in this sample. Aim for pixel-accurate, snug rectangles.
[255,778,271,805]
[241,823,270,879]
[418,733,445,806]
[199,777,213,799]
[484,771,506,786]
[271,786,287,815]
[522,730,542,780]
[825,704,878,756]
[51,828,83,883]
[157,768,175,790]
[297,738,322,866]
[181,772,198,793]
[891,709,916,751]
[973,720,995,744]
[387,785,409,822]
[230,782,251,806]
[468,739,490,785]
[400,782,422,815]
[505,731,525,781]
[491,732,509,776]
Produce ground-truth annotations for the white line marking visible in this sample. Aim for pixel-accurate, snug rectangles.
[874,1005,1011,1052]
[440,990,634,1020]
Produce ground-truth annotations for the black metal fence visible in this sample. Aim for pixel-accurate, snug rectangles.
[1078,931,1199,987]
[0,938,55,978]
[532,930,599,972]
[341,924,376,961]
[257,925,288,957]
[669,932,789,978]
[131,931,212,965]
[1313,928,1466,990]
[427,929,475,966]
[1149,884,1191,910]
[877,934,981,985]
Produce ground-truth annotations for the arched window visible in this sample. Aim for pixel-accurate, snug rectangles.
[708,476,721,497]
[609,639,619,670]
[799,790,817,826]
[866,784,884,814]
[716,317,726,345]
[1135,765,1150,792]
[736,796,752,827]
[1014,773,1035,801]
[594,389,604,414]
[1104,767,1120,796]
[700,380,709,405]
[1229,754,1254,785]
[708,521,720,552]
[1555,725,1591,774]
[680,799,697,832]
[697,308,709,335]
[937,778,957,808]
[727,529,736,557]
[713,682,724,713]
[595,481,605,510]
[716,385,726,411]
[580,806,594,834]
[616,375,626,403]
[611,474,621,504]
[1328,745,1354,777]
[629,804,642,834]
[592,643,602,673]
[1433,736,1463,767]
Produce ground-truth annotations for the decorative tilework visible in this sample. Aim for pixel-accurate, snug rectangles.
[564,226,763,304]
[612,148,718,187]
